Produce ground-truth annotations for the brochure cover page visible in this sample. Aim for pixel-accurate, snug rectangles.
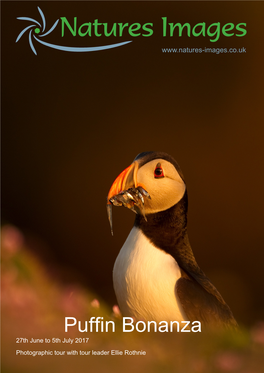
[2,1,264,372]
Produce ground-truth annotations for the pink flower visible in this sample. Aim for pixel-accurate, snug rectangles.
[59,287,86,316]
[1,225,24,255]
[112,305,122,318]
[91,299,100,308]
[251,322,264,344]
[215,352,242,371]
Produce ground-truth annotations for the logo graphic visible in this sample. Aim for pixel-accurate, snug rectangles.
[16,7,132,55]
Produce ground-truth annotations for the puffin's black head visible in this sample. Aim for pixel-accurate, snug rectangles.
[107,152,188,234]
[134,151,186,183]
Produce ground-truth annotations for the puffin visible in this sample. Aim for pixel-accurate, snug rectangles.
[106,151,237,329]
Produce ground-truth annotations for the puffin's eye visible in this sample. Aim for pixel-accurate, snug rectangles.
[154,163,164,178]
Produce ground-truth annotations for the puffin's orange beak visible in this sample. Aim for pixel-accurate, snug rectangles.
[107,161,139,204]
[107,161,139,235]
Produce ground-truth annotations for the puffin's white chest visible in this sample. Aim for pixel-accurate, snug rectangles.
[113,227,187,322]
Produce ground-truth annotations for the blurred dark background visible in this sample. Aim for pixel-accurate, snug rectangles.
[2,1,264,325]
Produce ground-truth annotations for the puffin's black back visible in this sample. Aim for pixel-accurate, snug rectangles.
[134,151,238,329]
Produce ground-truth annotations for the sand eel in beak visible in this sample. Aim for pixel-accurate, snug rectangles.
[107,151,237,329]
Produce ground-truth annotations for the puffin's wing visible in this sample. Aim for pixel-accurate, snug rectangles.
[176,269,237,328]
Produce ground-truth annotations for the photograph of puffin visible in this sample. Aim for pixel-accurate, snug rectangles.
[107,151,238,329]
